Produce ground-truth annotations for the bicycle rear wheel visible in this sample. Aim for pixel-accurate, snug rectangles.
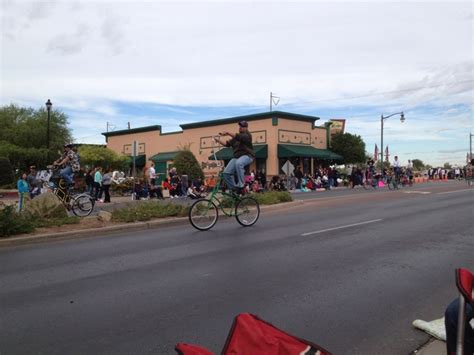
[71,194,94,217]
[189,199,218,231]
[235,197,260,227]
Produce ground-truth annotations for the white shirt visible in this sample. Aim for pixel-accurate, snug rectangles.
[148,167,156,179]
[393,160,400,168]
[407,162,413,169]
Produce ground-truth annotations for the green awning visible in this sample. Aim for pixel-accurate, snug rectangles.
[126,154,146,168]
[209,144,268,160]
[278,144,343,160]
[149,151,180,164]
[277,144,331,159]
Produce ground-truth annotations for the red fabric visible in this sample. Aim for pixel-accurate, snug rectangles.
[222,313,331,355]
[175,343,214,355]
[456,268,473,305]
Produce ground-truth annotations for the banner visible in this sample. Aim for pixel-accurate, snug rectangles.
[374,144,379,161]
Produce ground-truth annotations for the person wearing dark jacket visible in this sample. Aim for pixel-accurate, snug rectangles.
[214,121,254,194]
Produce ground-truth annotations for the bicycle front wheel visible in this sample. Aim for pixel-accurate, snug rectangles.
[235,197,260,227]
[189,199,218,231]
[71,194,94,217]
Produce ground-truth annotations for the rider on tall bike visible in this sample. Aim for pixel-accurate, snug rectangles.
[214,121,255,195]
[53,143,81,187]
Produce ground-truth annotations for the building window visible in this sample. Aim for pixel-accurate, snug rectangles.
[272,117,278,126]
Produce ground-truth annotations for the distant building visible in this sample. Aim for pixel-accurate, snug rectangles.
[102,111,342,182]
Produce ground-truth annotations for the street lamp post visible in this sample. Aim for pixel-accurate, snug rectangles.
[45,99,52,161]
[470,132,473,162]
[380,111,405,171]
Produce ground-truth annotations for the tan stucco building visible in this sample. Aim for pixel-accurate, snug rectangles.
[102,111,341,182]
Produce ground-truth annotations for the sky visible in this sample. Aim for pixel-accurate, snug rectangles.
[1,0,472,166]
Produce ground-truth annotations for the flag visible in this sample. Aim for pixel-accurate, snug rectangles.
[374,144,379,161]
[385,146,389,161]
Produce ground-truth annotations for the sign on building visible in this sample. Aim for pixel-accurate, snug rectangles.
[329,119,346,139]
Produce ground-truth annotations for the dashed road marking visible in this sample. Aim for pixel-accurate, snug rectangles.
[437,188,473,195]
[301,219,383,237]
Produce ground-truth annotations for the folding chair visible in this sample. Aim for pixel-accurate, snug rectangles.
[176,313,331,355]
[455,268,473,355]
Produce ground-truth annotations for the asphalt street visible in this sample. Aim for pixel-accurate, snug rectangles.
[1,181,473,354]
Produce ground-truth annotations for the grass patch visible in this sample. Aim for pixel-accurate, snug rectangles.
[112,201,189,223]
[252,191,293,205]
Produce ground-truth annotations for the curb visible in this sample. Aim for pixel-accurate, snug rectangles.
[0,200,302,248]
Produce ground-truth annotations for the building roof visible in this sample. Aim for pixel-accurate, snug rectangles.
[180,111,320,130]
[102,125,162,137]
[101,111,321,139]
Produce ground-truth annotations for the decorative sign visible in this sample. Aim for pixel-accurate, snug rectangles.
[329,119,346,138]
[123,143,145,155]
[278,129,311,145]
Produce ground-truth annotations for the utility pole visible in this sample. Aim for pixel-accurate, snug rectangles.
[470,132,473,162]
[270,92,280,112]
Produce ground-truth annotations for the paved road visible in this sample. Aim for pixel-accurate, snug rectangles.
[1,182,472,354]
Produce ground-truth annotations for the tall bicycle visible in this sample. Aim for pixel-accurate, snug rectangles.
[188,136,260,231]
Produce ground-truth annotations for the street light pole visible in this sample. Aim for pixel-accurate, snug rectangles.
[45,99,52,161]
[380,111,405,172]
[470,132,473,162]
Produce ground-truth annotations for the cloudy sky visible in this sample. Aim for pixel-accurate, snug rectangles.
[1,0,472,166]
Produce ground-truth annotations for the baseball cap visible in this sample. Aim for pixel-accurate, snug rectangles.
[238,121,248,127]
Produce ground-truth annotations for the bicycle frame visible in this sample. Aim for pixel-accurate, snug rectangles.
[204,137,243,217]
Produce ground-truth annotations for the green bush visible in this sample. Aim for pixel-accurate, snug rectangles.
[112,201,189,223]
[252,191,293,205]
[172,149,204,181]
[0,205,36,237]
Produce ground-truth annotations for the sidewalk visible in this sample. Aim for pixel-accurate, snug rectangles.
[414,339,445,355]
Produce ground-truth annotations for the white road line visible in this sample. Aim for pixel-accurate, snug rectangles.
[403,191,431,194]
[437,188,473,195]
[301,219,383,237]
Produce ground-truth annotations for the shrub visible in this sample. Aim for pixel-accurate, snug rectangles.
[112,201,189,223]
[172,149,204,181]
[0,205,36,237]
[252,191,293,205]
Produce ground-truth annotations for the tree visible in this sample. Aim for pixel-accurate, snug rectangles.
[172,149,204,181]
[0,104,72,171]
[78,145,129,170]
[330,133,366,164]
[443,162,452,169]
[0,157,14,186]
[412,159,424,171]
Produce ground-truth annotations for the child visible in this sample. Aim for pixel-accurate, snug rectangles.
[17,173,29,212]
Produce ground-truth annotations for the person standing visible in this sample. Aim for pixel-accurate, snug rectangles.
[148,163,156,186]
[102,169,112,203]
[85,169,94,195]
[27,166,40,199]
[393,156,401,180]
[94,167,103,202]
[17,173,29,212]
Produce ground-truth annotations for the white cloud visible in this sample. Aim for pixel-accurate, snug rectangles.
[1,0,472,165]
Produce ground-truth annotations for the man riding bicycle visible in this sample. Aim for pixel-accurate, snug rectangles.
[214,120,255,194]
[53,143,80,186]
